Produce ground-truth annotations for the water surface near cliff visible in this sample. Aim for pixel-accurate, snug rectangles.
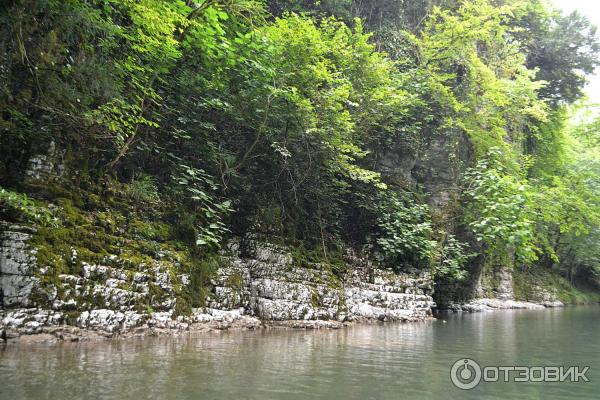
[1,306,599,400]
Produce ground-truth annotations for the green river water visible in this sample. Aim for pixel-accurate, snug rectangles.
[1,305,599,399]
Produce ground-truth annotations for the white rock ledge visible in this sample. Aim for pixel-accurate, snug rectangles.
[445,298,565,313]
[1,237,436,344]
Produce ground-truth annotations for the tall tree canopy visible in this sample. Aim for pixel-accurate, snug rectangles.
[1,0,599,298]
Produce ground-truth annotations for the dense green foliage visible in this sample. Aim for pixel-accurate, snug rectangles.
[1,0,600,303]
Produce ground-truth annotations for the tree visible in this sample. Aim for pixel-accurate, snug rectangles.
[514,0,600,105]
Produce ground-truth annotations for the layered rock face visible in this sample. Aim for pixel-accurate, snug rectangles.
[211,240,434,323]
[376,129,471,209]
[0,224,38,308]
[437,262,564,312]
[0,229,435,342]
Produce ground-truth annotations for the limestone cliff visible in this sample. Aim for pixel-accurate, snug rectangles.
[0,223,435,342]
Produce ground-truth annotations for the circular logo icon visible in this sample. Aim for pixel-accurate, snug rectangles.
[450,358,482,390]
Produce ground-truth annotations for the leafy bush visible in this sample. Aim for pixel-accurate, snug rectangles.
[462,148,538,264]
[129,175,160,203]
[172,164,232,250]
[375,192,436,268]
[0,188,58,227]
[432,234,471,281]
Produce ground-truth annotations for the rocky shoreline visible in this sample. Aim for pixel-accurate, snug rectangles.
[442,297,565,313]
[1,233,436,344]
[0,306,436,345]
[0,223,580,346]
[1,297,573,345]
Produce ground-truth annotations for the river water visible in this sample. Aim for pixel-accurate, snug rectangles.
[1,306,599,399]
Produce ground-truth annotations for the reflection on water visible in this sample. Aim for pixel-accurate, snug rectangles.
[1,306,599,399]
